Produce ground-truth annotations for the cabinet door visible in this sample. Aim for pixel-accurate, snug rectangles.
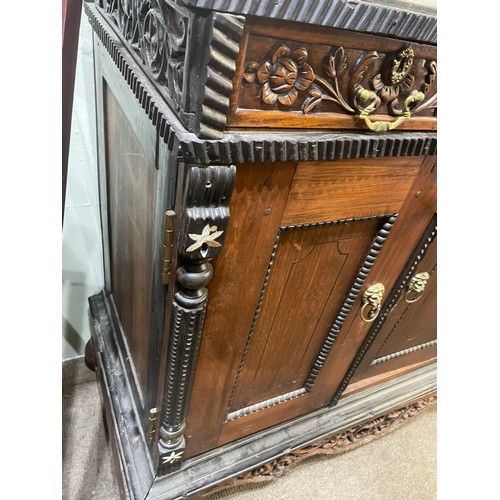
[184,155,436,458]
[342,218,437,397]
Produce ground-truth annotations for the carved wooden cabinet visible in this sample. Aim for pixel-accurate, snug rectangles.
[84,1,437,498]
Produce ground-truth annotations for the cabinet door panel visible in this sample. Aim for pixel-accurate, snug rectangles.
[229,218,380,410]
[184,156,430,458]
[346,222,437,393]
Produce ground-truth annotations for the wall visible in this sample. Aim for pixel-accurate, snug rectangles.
[62,10,103,359]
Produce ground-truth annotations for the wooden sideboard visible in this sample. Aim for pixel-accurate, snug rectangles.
[84,1,437,498]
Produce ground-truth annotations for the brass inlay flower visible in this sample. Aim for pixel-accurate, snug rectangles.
[186,224,224,253]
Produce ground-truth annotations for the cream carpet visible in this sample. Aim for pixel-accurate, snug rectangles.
[62,357,436,499]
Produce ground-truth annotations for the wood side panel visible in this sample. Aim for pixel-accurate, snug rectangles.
[184,162,297,458]
[229,219,380,410]
[282,157,422,226]
[105,85,157,396]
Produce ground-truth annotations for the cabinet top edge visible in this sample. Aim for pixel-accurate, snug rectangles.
[176,0,436,41]
[86,2,437,164]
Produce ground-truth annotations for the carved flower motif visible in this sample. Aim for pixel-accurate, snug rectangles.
[255,45,315,106]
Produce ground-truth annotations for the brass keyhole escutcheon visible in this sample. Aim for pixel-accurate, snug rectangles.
[361,283,385,323]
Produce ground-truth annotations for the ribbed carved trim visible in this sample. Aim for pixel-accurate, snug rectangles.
[198,13,245,139]
[305,214,398,390]
[86,3,437,164]
[180,0,437,44]
[226,388,307,422]
[330,218,437,406]
[180,133,437,164]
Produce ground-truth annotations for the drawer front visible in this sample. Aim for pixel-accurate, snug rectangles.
[229,17,437,132]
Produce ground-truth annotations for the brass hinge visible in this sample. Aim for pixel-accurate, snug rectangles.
[161,211,176,285]
[148,408,158,445]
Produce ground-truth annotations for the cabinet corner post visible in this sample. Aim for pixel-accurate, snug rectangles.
[157,164,236,474]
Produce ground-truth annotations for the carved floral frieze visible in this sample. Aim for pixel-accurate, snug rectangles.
[240,38,437,131]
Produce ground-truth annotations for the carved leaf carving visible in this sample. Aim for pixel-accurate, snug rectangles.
[303,95,322,113]
[351,51,379,90]
[326,47,347,80]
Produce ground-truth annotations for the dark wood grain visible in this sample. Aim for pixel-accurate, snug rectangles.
[106,84,158,397]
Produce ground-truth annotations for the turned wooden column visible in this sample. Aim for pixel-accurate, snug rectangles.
[157,164,236,474]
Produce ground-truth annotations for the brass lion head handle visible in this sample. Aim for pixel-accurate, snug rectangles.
[405,272,430,303]
[361,283,385,323]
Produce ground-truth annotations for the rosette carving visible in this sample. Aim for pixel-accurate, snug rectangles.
[245,45,315,106]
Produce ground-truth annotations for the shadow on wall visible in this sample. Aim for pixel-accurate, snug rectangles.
[62,269,100,359]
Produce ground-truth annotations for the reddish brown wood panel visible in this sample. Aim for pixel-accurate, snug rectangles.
[349,235,437,385]
[229,218,380,411]
[309,156,437,406]
[228,18,437,131]
[218,155,436,447]
[282,157,422,226]
[184,154,436,459]
[105,84,157,397]
[184,161,297,457]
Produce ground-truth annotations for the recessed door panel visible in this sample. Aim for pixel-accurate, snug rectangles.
[229,218,380,411]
